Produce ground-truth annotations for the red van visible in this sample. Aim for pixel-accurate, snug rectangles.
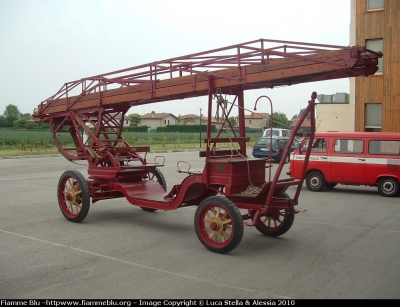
[287,132,400,197]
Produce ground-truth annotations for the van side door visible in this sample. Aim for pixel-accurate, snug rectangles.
[329,138,366,183]
[290,137,328,179]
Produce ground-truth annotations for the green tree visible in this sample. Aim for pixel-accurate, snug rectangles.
[292,107,310,119]
[228,116,237,127]
[0,115,6,127]
[272,112,289,128]
[3,104,21,127]
[13,113,33,128]
[176,115,182,125]
[128,113,141,126]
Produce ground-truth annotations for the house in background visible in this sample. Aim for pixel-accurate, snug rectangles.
[289,117,312,134]
[236,112,268,131]
[140,112,177,131]
[180,114,220,128]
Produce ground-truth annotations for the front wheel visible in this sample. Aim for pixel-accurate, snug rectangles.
[306,171,326,192]
[194,196,243,254]
[57,170,90,223]
[377,177,399,197]
[255,192,295,237]
[283,154,290,164]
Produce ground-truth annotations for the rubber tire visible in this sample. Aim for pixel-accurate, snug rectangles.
[57,170,90,223]
[284,154,290,164]
[377,177,399,197]
[194,196,243,254]
[141,168,167,212]
[325,182,337,189]
[306,171,326,192]
[255,192,295,237]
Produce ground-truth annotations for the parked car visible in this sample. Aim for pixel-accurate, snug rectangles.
[252,136,299,163]
[263,128,292,137]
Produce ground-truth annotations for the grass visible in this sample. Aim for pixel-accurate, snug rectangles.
[0,143,206,157]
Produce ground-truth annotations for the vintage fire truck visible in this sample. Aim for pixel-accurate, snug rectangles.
[33,39,382,253]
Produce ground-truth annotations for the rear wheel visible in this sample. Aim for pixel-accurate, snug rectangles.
[255,192,295,237]
[377,177,399,197]
[141,168,167,212]
[306,171,326,192]
[195,196,243,254]
[57,170,90,223]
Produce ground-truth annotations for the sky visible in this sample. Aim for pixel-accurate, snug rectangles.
[0,0,352,120]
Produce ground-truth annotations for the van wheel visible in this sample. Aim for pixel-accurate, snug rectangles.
[377,177,399,197]
[306,171,326,192]
[284,154,290,164]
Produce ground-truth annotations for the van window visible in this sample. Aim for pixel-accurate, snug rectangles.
[369,140,400,155]
[264,130,280,137]
[302,138,327,152]
[334,139,364,154]
[263,129,291,137]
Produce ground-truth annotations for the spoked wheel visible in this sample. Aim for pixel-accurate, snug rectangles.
[255,192,295,237]
[57,170,90,223]
[140,168,167,212]
[194,196,243,254]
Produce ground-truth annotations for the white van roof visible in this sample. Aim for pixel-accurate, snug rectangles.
[263,128,292,137]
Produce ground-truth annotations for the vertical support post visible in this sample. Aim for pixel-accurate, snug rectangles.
[205,76,214,157]
[199,107,202,148]
[237,90,246,155]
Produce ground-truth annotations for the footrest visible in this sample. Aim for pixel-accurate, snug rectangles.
[177,169,203,175]
[177,161,203,175]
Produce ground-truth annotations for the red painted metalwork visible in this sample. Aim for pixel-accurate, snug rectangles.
[35,39,382,253]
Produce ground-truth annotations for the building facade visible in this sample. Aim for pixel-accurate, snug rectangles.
[235,112,269,131]
[351,0,400,132]
[139,112,177,130]
[315,93,353,131]
[315,0,398,133]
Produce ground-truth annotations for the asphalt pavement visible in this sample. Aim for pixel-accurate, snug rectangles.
[1,151,399,299]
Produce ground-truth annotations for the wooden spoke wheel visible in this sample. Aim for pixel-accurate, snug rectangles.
[57,170,90,223]
[255,192,295,237]
[194,196,243,254]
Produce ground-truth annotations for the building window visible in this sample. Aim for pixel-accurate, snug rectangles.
[366,39,383,73]
[365,103,382,132]
[367,0,384,11]
[249,120,252,125]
